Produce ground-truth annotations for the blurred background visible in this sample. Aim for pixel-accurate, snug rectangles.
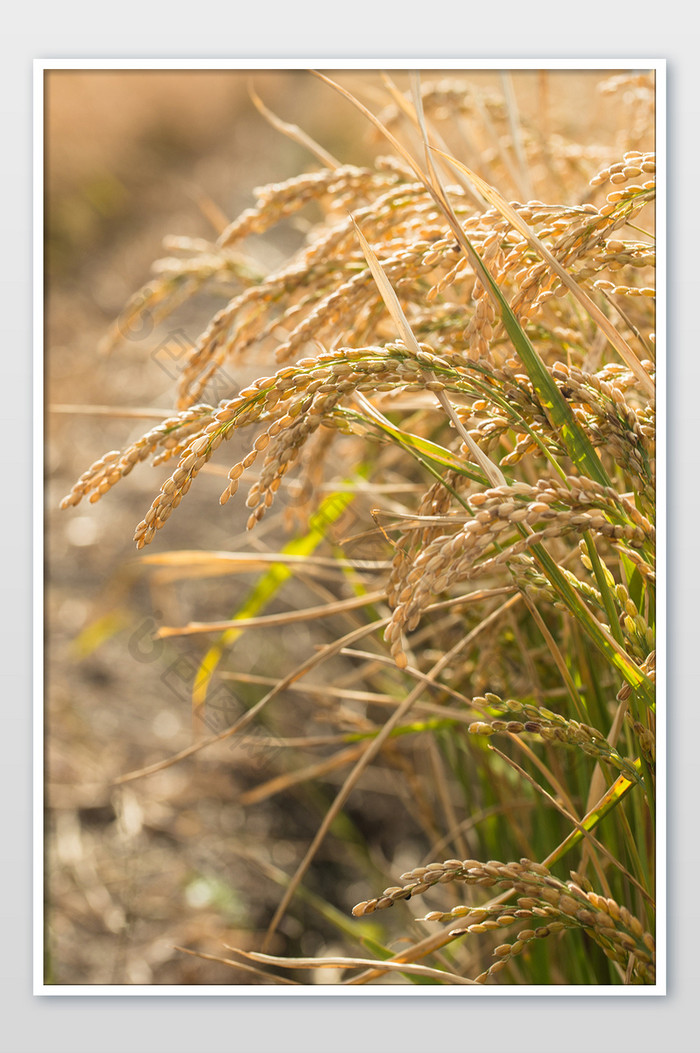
[44,67,648,985]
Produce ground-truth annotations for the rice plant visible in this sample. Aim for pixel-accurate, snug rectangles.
[59,69,657,985]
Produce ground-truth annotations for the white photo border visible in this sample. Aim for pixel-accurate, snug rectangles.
[35,57,666,1000]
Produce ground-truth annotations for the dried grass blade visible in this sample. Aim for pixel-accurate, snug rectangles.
[239,741,369,807]
[399,72,485,206]
[247,82,341,170]
[173,945,299,984]
[140,548,386,579]
[235,947,477,984]
[500,71,533,201]
[341,924,473,985]
[51,404,172,419]
[156,588,387,638]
